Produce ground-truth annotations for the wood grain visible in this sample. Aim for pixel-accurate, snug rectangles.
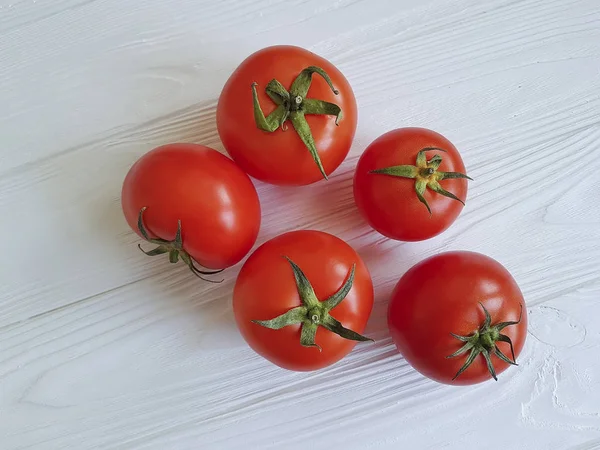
[1,0,599,448]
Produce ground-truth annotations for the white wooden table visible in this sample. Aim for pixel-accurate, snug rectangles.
[2,0,600,448]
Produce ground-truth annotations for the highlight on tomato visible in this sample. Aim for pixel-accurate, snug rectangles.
[353,127,471,241]
[121,143,261,279]
[217,45,358,186]
[233,230,374,371]
[387,251,527,385]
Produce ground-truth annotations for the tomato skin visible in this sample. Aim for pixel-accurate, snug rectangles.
[233,231,374,371]
[121,143,261,270]
[388,251,527,385]
[217,45,358,186]
[353,128,468,241]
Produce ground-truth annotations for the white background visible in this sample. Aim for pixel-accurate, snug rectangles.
[1,0,600,448]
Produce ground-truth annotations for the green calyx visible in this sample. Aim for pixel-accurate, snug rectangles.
[252,257,372,350]
[447,303,523,381]
[251,66,344,180]
[369,147,472,214]
[136,207,223,282]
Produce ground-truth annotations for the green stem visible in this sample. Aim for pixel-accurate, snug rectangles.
[135,207,224,282]
[252,257,372,349]
[251,65,344,180]
[369,147,472,215]
[447,303,523,381]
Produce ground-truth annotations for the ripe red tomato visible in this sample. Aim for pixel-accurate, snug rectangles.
[353,128,470,241]
[217,45,357,186]
[233,230,374,371]
[388,251,527,385]
[121,143,261,274]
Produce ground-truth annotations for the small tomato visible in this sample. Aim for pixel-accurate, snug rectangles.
[233,230,374,371]
[388,251,527,385]
[217,45,357,186]
[354,127,470,241]
[121,143,261,277]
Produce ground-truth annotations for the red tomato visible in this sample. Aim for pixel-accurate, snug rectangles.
[388,251,527,385]
[217,45,357,186]
[233,230,374,371]
[121,143,261,273]
[353,128,470,241]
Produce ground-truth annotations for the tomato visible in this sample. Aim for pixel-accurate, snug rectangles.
[388,251,527,385]
[353,127,470,241]
[121,143,261,275]
[233,230,374,371]
[217,45,357,186]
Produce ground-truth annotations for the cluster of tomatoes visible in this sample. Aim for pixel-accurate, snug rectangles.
[121,46,527,386]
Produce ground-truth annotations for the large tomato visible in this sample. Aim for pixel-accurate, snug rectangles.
[388,251,527,385]
[217,45,357,186]
[121,143,261,275]
[353,128,470,241]
[233,230,374,371]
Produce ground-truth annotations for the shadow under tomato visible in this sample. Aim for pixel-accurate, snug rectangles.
[353,238,424,342]
[300,160,371,236]
[188,282,248,350]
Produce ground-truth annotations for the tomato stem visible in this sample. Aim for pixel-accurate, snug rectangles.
[447,303,523,381]
[252,257,372,349]
[136,207,224,282]
[369,147,472,215]
[251,66,343,180]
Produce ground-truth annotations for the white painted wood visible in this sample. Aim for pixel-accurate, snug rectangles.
[1,0,599,448]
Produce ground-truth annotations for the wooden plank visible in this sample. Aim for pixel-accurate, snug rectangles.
[1,0,600,448]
